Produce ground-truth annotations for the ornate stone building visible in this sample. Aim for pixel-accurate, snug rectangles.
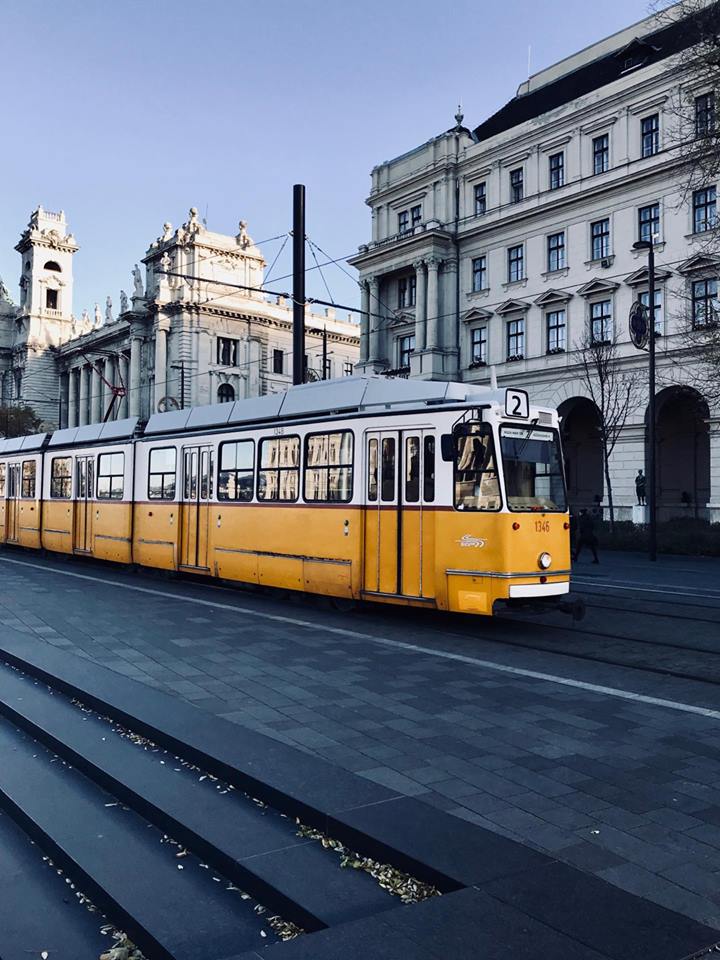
[349,4,720,522]
[0,207,359,429]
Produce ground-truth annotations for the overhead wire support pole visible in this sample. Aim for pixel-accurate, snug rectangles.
[293,184,306,385]
[648,242,657,562]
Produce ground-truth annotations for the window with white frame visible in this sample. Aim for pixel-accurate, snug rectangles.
[590,219,610,260]
[691,278,719,327]
[549,152,564,190]
[472,255,487,292]
[547,232,566,272]
[641,113,660,157]
[506,318,525,358]
[638,289,663,335]
[590,300,612,343]
[592,133,609,174]
[471,326,487,364]
[410,204,422,228]
[474,182,487,216]
[507,244,524,282]
[398,275,416,308]
[546,310,566,352]
[398,334,415,368]
[695,93,715,137]
[510,168,523,203]
[638,203,660,244]
[217,337,238,366]
[398,210,409,234]
[693,187,717,233]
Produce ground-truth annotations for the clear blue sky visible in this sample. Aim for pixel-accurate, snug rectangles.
[0,0,651,319]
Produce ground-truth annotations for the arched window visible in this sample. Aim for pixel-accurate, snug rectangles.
[44,260,62,272]
[217,383,235,404]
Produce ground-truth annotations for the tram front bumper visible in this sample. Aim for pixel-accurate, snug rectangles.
[497,582,585,621]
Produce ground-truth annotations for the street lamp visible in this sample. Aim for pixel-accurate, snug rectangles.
[632,238,657,562]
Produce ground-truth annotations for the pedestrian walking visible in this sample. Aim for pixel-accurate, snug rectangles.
[573,508,599,563]
[635,469,647,506]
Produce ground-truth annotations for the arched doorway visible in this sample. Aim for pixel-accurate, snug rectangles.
[558,397,603,512]
[654,386,710,519]
[217,383,235,404]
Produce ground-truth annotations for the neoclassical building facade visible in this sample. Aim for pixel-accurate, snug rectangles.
[349,4,720,522]
[0,207,359,429]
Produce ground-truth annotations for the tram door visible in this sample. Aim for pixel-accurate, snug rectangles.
[363,430,436,599]
[180,445,212,570]
[6,463,21,543]
[73,456,94,553]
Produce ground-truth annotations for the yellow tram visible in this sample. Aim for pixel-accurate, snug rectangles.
[0,377,573,617]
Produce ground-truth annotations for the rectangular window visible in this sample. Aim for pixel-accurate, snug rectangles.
[304,431,353,502]
[343,360,353,376]
[591,219,610,260]
[546,310,566,352]
[547,232,566,272]
[695,93,715,137]
[638,289,662,335]
[410,204,422,228]
[693,187,717,233]
[97,452,125,500]
[0,463,5,498]
[216,337,238,366]
[398,276,416,308]
[398,334,415,368]
[549,152,564,190]
[148,447,176,500]
[368,437,378,502]
[258,436,300,501]
[471,255,487,292]
[506,318,525,359]
[692,278,719,328]
[46,289,58,310]
[591,300,612,343]
[381,437,396,502]
[398,210,409,234]
[218,440,254,501]
[272,349,284,375]
[510,168,524,203]
[641,113,660,157]
[50,457,72,498]
[474,181,487,216]
[405,436,420,503]
[507,244,524,283]
[501,426,567,512]
[21,460,36,499]
[638,203,660,244]
[424,436,435,503]
[593,134,609,175]
[471,326,487,364]
[454,423,501,511]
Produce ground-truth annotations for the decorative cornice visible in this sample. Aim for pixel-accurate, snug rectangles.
[577,278,620,297]
[496,298,531,315]
[534,289,573,306]
[623,266,673,285]
[677,254,720,275]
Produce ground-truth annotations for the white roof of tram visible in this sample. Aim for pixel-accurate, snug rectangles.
[143,376,503,436]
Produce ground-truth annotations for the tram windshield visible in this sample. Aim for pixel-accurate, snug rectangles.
[500,425,566,512]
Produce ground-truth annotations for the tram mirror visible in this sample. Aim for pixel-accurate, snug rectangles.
[441,434,455,461]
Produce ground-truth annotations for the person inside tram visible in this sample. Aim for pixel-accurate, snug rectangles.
[455,426,499,510]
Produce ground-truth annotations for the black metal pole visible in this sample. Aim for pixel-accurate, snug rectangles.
[292,184,306,385]
[180,362,186,409]
[648,244,657,562]
[322,325,327,380]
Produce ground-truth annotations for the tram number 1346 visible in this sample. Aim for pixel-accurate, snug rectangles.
[534,519,551,533]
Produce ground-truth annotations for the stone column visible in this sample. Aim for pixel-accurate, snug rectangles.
[360,281,370,362]
[368,277,380,361]
[67,368,77,428]
[91,362,103,424]
[414,259,427,351]
[129,336,142,418]
[154,324,169,414]
[426,257,440,350]
[79,365,89,427]
[119,355,129,418]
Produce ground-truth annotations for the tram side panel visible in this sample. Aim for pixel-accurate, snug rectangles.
[2,453,42,549]
[132,441,180,571]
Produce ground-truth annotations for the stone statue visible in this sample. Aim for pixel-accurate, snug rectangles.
[120,289,129,313]
[132,264,144,298]
[236,220,252,249]
[81,308,90,330]
[105,296,113,323]
[160,251,171,274]
[94,303,102,327]
[161,222,173,242]
[0,276,9,302]
[186,207,201,235]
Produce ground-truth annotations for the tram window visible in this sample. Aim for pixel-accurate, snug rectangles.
[258,436,300,501]
[148,447,177,500]
[454,424,501,511]
[304,431,353,502]
[0,463,5,497]
[405,437,420,503]
[97,452,125,500]
[500,426,567,512]
[381,438,396,502]
[50,457,72,498]
[368,438,378,502]
[218,440,254,501]
[424,436,435,503]
[21,460,36,499]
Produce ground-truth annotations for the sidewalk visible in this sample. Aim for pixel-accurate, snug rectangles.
[571,551,720,596]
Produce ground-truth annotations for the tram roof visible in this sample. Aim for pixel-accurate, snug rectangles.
[0,432,48,454]
[47,417,140,448]
[143,376,504,436]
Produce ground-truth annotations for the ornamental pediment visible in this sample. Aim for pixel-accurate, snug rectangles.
[623,266,673,286]
[391,311,415,326]
[462,307,493,322]
[677,254,720,275]
[577,278,620,297]
[534,289,572,306]
[495,298,530,315]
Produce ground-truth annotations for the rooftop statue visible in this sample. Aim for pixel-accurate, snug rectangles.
[132,264,144,298]
[120,289,129,313]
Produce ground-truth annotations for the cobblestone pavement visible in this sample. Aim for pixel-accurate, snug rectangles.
[2,549,720,928]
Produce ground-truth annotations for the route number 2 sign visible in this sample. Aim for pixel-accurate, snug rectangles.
[505,388,529,419]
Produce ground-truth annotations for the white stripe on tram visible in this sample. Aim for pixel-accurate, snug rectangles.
[2,555,720,723]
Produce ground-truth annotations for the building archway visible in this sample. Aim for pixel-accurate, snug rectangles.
[653,386,710,519]
[558,397,604,511]
[217,383,235,404]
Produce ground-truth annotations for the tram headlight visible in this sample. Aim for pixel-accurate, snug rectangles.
[538,552,552,570]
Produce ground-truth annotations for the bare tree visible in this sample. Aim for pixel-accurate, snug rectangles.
[576,331,642,528]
